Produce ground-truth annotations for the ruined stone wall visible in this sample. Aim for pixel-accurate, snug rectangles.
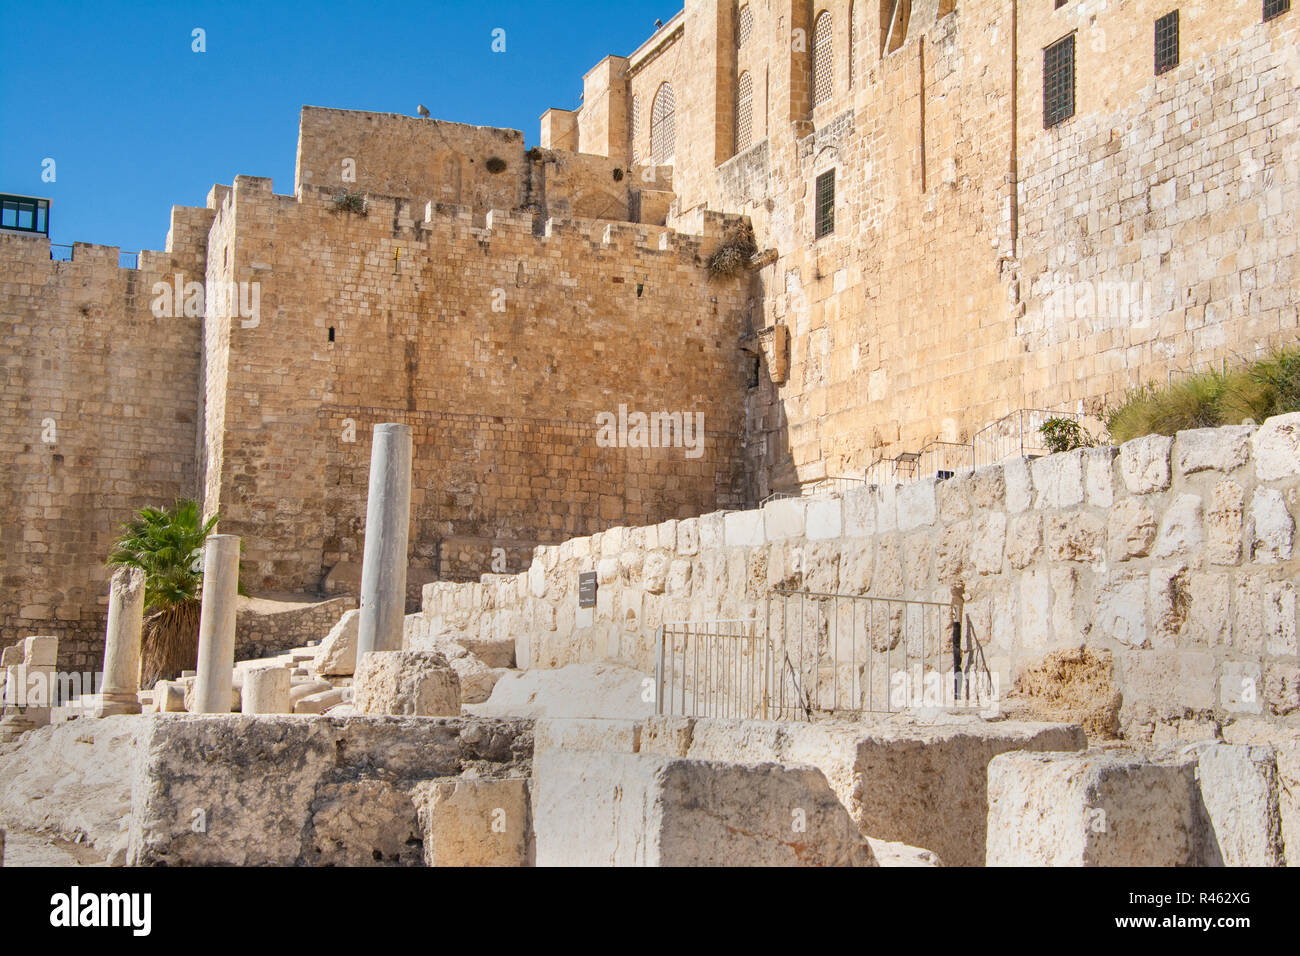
[411,415,1300,743]
[0,215,209,668]
[573,0,1300,496]
[202,173,752,597]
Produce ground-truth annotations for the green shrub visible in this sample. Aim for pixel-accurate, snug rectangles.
[332,190,368,215]
[1040,417,1094,454]
[1105,345,1300,443]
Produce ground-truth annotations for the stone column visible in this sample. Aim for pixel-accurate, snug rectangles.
[99,567,146,716]
[241,666,291,715]
[193,535,240,714]
[356,423,413,658]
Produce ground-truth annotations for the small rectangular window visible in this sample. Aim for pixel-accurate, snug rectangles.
[815,170,835,239]
[0,195,50,235]
[1155,11,1179,75]
[1265,0,1290,21]
[1043,35,1076,129]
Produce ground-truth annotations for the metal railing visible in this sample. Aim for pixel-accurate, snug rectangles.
[46,245,139,269]
[49,243,73,262]
[759,474,869,506]
[971,408,1082,469]
[655,619,767,719]
[655,591,996,720]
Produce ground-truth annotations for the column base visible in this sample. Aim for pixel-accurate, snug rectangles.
[96,693,143,717]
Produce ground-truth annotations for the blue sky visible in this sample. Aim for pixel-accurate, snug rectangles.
[0,0,677,253]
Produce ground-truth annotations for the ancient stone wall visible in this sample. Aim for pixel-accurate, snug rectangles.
[411,415,1300,743]
[0,215,209,669]
[201,171,752,596]
[568,0,1300,497]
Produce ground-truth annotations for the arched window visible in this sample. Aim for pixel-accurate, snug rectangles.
[812,11,834,107]
[651,82,676,163]
[735,71,754,154]
[630,94,641,163]
[737,3,754,48]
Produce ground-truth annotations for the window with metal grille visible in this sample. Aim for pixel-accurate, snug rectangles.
[1043,34,1076,129]
[813,11,834,107]
[737,4,753,47]
[651,83,676,163]
[630,94,641,163]
[1265,0,1290,21]
[1155,11,1179,75]
[815,170,835,239]
[735,71,754,154]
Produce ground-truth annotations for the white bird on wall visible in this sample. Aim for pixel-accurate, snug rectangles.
[417,104,430,118]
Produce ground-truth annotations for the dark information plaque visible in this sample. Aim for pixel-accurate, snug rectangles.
[578,571,598,608]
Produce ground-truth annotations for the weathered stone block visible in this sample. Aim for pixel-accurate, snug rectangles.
[353,651,460,717]
[532,749,874,866]
[724,509,764,547]
[805,498,842,540]
[1195,744,1285,867]
[1108,498,1157,562]
[312,609,359,676]
[241,665,292,715]
[897,480,937,531]
[22,636,58,667]
[1249,488,1295,563]
[1175,425,1252,475]
[1120,434,1173,494]
[762,498,806,541]
[987,750,1202,866]
[1152,493,1203,559]
[1032,450,1085,509]
[416,777,532,867]
[1252,413,1300,481]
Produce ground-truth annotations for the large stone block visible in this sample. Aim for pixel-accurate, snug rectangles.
[1120,434,1173,494]
[532,749,874,866]
[1175,425,1252,476]
[1195,744,1285,867]
[1252,412,1300,481]
[416,777,532,866]
[987,750,1203,866]
[762,498,806,541]
[1031,450,1085,509]
[724,509,764,547]
[241,665,292,715]
[1249,488,1295,563]
[126,715,533,866]
[353,651,461,717]
[640,716,1084,868]
[312,609,359,676]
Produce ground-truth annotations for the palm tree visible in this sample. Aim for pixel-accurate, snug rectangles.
[108,499,220,687]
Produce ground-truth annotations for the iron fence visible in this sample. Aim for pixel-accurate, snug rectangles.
[971,408,1082,469]
[654,591,996,720]
[759,474,869,507]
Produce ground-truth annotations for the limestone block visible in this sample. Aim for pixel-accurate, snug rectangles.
[1249,488,1295,563]
[449,655,510,705]
[1004,458,1032,514]
[126,715,533,866]
[1252,412,1300,481]
[968,513,1006,576]
[183,677,239,713]
[1152,494,1203,559]
[312,609,359,676]
[1265,662,1300,717]
[675,518,699,556]
[666,559,692,596]
[805,498,842,540]
[1019,570,1053,649]
[155,681,186,713]
[471,662,654,719]
[842,486,875,537]
[0,645,22,667]
[1206,480,1246,565]
[22,636,58,667]
[1108,498,1157,562]
[897,479,937,531]
[986,750,1202,866]
[1278,744,1300,866]
[1084,446,1116,507]
[1175,425,1252,475]
[416,777,532,866]
[866,838,943,866]
[1118,650,1217,724]
[1045,511,1105,563]
[1005,513,1041,569]
[1120,434,1173,494]
[1093,575,1149,648]
[532,749,873,866]
[458,633,516,669]
[724,509,764,547]
[762,498,806,541]
[969,465,1006,510]
[642,550,670,594]
[294,687,347,715]
[290,680,332,705]
[242,666,292,715]
[1264,581,1297,656]
[1195,744,1285,867]
[1220,661,1264,715]
[353,651,460,717]
[1031,450,1085,509]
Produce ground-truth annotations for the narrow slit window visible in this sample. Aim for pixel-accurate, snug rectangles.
[815,170,835,239]
[1043,34,1076,129]
[1155,11,1179,75]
